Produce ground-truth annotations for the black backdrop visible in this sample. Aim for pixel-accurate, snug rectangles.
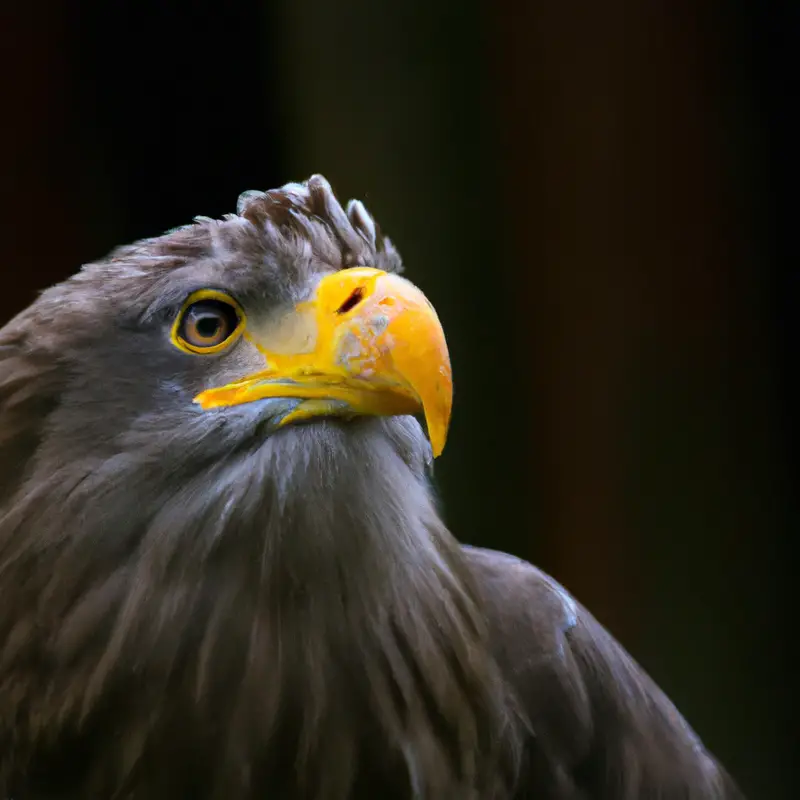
[1,2,796,796]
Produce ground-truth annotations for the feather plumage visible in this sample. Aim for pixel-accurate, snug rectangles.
[0,176,741,798]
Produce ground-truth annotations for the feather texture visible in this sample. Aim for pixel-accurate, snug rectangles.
[0,176,742,798]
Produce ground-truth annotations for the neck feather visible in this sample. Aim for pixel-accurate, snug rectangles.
[0,419,522,798]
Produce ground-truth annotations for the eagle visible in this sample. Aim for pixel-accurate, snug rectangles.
[0,176,742,798]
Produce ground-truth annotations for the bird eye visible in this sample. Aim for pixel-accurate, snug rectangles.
[171,291,245,354]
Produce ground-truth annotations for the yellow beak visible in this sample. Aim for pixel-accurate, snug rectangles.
[193,268,453,457]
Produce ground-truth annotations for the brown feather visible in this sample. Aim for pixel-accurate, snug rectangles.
[0,175,741,798]
[465,547,744,799]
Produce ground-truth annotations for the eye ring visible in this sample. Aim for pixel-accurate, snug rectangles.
[170,290,245,355]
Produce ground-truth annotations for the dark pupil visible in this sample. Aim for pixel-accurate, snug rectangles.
[196,315,221,339]
[181,299,238,347]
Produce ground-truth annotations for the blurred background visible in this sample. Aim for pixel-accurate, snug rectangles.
[1,1,795,796]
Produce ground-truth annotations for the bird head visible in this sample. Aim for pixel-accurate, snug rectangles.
[0,176,517,799]
[0,176,451,490]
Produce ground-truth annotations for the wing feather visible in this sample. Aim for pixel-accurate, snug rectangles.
[464,546,744,799]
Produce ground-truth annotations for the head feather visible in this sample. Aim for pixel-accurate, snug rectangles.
[0,176,522,800]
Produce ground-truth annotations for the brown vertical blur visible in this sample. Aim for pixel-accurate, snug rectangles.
[0,4,85,319]
[492,3,788,795]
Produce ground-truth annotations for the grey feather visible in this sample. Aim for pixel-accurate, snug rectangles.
[0,176,741,799]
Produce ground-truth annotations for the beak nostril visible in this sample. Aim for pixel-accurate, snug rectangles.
[336,287,365,315]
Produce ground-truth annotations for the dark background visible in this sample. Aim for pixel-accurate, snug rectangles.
[1,2,796,796]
